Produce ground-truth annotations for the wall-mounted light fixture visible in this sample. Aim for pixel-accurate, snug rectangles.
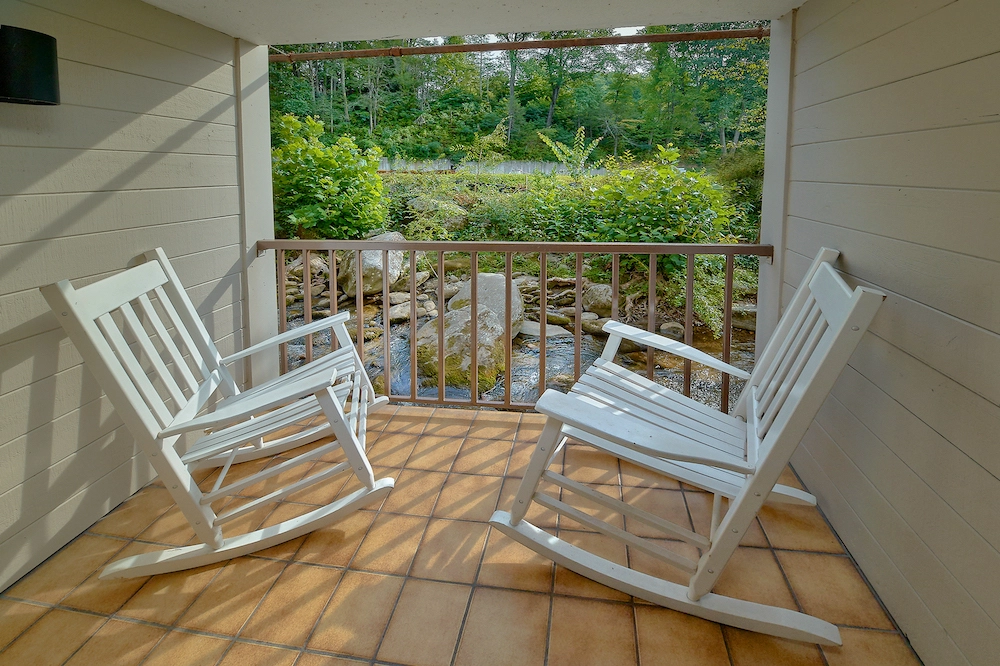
[0,25,60,105]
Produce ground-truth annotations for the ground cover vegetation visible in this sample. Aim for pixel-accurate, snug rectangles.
[269,24,767,334]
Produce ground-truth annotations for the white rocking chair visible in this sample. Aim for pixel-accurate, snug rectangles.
[41,248,393,579]
[491,248,884,646]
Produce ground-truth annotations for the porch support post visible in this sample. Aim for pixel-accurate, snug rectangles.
[235,40,280,386]
[756,10,795,355]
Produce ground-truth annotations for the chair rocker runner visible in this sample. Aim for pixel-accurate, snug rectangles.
[491,248,884,646]
[41,248,394,579]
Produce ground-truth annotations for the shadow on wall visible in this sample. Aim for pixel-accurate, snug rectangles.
[0,0,261,589]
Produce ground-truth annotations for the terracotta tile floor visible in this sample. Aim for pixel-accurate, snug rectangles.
[0,405,922,666]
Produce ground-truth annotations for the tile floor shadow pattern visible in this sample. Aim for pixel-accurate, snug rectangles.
[0,406,922,666]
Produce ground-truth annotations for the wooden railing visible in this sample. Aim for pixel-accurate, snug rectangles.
[256,239,773,412]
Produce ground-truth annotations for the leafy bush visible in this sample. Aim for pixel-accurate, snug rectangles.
[712,148,764,243]
[272,114,387,239]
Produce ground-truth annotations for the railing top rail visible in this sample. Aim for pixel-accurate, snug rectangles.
[258,239,773,256]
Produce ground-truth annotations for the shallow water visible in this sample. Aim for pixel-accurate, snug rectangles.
[285,307,755,411]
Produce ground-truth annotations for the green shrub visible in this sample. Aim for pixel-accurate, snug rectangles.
[272,114,387,239]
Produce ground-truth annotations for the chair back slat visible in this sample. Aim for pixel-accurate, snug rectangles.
[135,293,200,395]
[152,285,215,384]
[808,263,854,330]
[754,300,823,421]
[96,312,173,429]
[119,301,187,408]
[73,261,169,321]
[144,249,236,397]
[757,314,827,438]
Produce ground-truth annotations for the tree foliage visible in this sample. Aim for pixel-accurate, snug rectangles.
[267,22,769,165]
[271,114,386,239]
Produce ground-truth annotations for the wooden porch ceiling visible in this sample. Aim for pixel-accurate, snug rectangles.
[139,0,802,45]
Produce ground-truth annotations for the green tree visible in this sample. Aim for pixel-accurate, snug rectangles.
[271,114,387,239]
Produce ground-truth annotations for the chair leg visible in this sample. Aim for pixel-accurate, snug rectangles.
[316,387,376,490]
[510,418,565,524]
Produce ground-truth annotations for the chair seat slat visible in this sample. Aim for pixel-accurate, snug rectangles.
[575,369,745,451]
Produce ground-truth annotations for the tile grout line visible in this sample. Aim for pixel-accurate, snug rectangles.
[446,412,525,666]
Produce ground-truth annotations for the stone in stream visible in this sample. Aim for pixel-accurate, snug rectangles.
[415,307,506,393]
[447,273,524,338]
[338,231,406,297]
[388,292,411,305]
[518,320,573,338]
[659,321,685,341]
[582,283,614,318]
[732,304,757,332]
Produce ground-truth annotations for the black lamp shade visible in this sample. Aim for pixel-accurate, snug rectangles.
[0,25,59,105]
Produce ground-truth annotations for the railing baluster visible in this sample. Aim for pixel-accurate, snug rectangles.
[410,251,417,401]
[722,253,735,413]
[504,252,513,407]
[303,249,313,365]
[437,250,445,403]
[470,252,479,405]
[574,253,583,381]
[355,250,364,362]
[329,249,338,351]
[647,254,657,381]
[258,240,774,410]
[382,249,391,401]
[611,253,620,322]
[684,253,695,397]
[539,251,547,398]
[278,249,288,375]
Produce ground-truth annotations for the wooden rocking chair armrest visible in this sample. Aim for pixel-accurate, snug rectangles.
[602,321,751,380]
[159,369,338,437]
[536,390,755,474]
[222,311,351,364]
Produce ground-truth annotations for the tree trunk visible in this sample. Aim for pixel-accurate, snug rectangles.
[719,122,729,157]
[340,58,349,122]
[545,81,561,128]
[507,49,518,142]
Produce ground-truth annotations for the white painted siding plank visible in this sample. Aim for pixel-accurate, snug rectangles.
[28,0,237,64]
[786,216,1000,332]
[787,182,1000,262]
[794,0,1000,110]
[789,122,1000,191]
[794,0,952,75]
[793,52,1000,145]
[0,187,240,247]
[0,148,238,196]
[5,1,234,94]
[59,61,236,125]
[2,105,237,155]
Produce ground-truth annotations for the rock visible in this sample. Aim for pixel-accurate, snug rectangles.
[582,318,611,336]
[309,283,324,298]
[388,292,411,305]
[580,311,599,322]
[545,311,572,326]
[338,231,406,297]
[659,321,685,341]
[408,197,468,231]
[388,302,412,323]
[582,283,614,318]
[443,258,471,273]
[285,294,296,306]
[389,268,430,292]
[416,294,429,302]
[447,273,524,338]
[443,282,461,298]
[545,374,576,392]
[732,304,757,332]
[415,307,506,393]
[518,320,573,338]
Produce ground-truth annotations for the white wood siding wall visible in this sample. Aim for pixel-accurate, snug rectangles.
[0,0,246,591]
[783,1,1000,664]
